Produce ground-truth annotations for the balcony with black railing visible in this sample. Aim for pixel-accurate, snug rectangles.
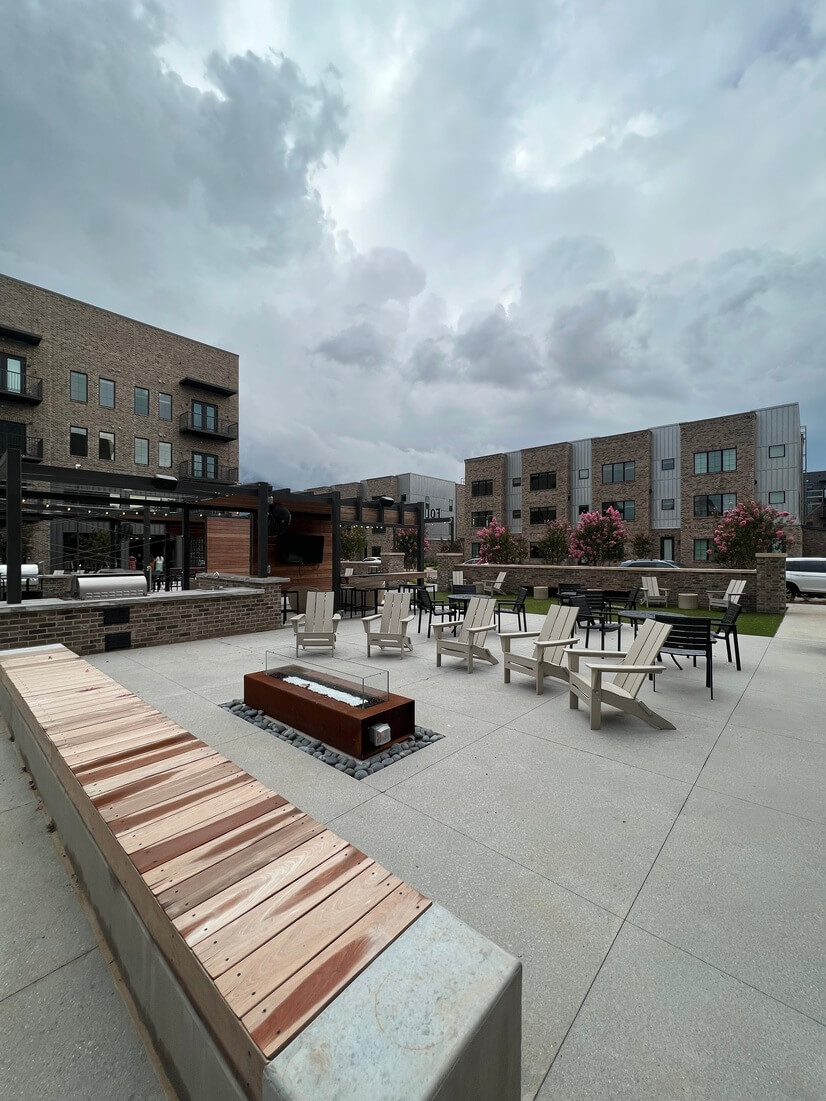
[0,435,43,461]
[0,375,43,403]
[178,459,238,484]
[178,411,238,440]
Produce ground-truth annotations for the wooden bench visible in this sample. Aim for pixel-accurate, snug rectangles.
[0,645,430,1100]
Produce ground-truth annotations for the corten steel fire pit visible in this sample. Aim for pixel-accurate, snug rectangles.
[243,663,415,760]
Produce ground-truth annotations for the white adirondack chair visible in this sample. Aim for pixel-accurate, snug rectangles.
[482,571,507,596]
[290,591,340,657]
[363,591,415,657]
[500,604,580,695]
[452,570,464,587]
[433,595,498,673]
[566,618,674,731]
[707,579,746,610]
[640,576,669,607]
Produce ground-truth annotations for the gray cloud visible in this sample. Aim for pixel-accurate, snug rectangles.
[314,321,395,369]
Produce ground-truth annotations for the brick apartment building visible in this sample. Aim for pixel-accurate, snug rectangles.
[305,473,457,556]
[459,404,803,565]
[0,272,239,568]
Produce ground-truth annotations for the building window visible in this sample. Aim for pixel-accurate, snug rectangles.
[529,506,557,524]
[602,461,635,484]
[471,479,493,497]
[134,437,149,465]
[694,538,711,561]
[98,431,115,461]
[158,442,172,468]
[69,426,88,457]
[694,493,736,517]
[661,458,675,471]
[769,490,786,505]
[470,542,480,558]
[768,444,785,459]
[192,452,218,479]
[694,448,736,474]
[99,378,115,408]
[158,392,172,421]
[1,354,26,392]
[529,471,556,491]
[134,387,150,416]
[512,509,521,519]
[191,400,218,431]
[70,371,87,402]
[578,504,590,515]
[512,477,521,487]
[471,511,493,528]
[578,468,589,479]
[661,498,675,511]
[602,500,636,521]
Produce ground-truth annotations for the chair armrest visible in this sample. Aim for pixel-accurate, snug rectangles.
[289,614,305,624]
[401,615,415,625]
[332,614,341,622]
[535,635,580,648]
[588,663,665,687]
[466,623,494,636]
[433,619,463,637]
[566,647,629,658]
[362,614,381,626]
[498,630,541,640]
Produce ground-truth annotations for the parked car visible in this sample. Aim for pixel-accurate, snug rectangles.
[362,557,382,565]
[619,559,681,569]
[784,557,826,599]
[464,557,483,565]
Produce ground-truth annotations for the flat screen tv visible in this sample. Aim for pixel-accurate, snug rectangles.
[279,533,324,565]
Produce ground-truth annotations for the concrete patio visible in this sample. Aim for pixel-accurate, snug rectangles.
[1,603,824,1100]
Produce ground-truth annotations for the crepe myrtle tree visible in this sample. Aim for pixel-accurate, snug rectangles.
[712,500,797,567]
[476,517,528,564]
[631,531,654,559]
[339,525,367,561]
[534,518,573,564]
[394,527,431,569]
[569,507,627,565]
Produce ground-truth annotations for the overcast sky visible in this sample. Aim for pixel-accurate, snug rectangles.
[2,0,825,485]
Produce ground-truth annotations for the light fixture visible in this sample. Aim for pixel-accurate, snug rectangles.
[376,495,394,507]
[152,474,178,490]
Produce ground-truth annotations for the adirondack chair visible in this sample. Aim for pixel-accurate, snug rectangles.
[363,591,415,657]
[640,576,669,607]
[290,591,341,657]
[566,617,674,730]
[433,595,499,673]
[482,571,507,596]
[452,570,464,587]
[500,603,580,695]
[707,579,746,610]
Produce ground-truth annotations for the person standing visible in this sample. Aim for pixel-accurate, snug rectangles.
[153,552,164,591]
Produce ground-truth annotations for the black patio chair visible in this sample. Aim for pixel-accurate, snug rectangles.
[571,594,622,649]
[494,586,529,632]
[557,583,582,605]
[654,613,714,698]
[711,603,742,670]
[602,587,639,619]
[414,585,454,638]
[449,582,478,616]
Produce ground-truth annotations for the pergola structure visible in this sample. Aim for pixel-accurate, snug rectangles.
[0,448,427,606]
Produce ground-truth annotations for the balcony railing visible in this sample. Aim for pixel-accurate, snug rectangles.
[178,411,238,440]
[0,435,43,461]
[0,375,43,403]
[178,460,238,484]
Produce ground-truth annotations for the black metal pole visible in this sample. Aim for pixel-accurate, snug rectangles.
[4,448,23,605]
[143,505,151,587]
[182,504,191,590]
[331,491,342,611]
[416,501,425,572]
[257,483,269,577]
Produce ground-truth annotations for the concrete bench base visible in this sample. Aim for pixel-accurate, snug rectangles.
[0,645,521,1101]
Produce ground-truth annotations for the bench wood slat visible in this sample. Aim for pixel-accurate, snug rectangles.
[89,751,228,807]
[80,743,219,791]
[107,772,254,835]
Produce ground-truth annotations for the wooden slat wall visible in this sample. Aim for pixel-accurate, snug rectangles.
[0,647,429,1100]
[205,516,251,574]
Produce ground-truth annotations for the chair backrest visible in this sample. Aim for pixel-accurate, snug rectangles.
[557,583,581,599]
[654,614,712,656]
[511,586,529,609]
[457,596,494,644]
[452,570,464,586]
[302,591,335,632]
[641,576,661,598]
[452,583,476,594]
[343,567,353,578]
[415,584,434,612]
[612,618,673,697]
[725,579,747,602]
[716,603,742,631]
[378,590,411,633]
[536,604,579,665]
[494,571,507,586]
[571,594,597,626]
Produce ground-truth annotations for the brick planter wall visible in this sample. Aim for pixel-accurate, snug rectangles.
[436,554,786,614]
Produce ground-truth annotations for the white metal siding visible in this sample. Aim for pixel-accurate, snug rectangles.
[570,440,592,523]
[755,405,802,519]
[506,451,522,532]
[650,424,681,528]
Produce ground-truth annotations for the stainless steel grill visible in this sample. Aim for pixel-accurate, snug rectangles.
[71,574,148,600]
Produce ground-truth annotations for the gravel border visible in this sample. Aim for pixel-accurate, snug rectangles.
[220,700,444,779]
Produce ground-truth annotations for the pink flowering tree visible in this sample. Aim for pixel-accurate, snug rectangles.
[712,500,796,567]
[394,527,431,569]
[569,507,627,565]
[476,516,528,564]
[535,518,573,564]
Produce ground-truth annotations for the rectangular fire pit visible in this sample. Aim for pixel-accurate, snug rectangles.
[243,663,415,760]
